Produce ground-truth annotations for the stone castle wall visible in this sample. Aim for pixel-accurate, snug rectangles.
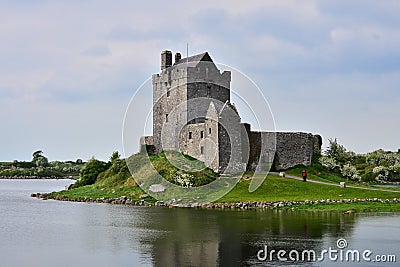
[151,60,231,155]
[152,68,188,153]
[247,131,318,171]
[142,50,321,174]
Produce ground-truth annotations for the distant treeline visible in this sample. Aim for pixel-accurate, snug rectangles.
[0,151,84,179]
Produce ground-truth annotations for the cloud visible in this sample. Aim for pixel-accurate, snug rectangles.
[82,45,111,56]
[102,25,186,43]
[0,0,399,161]
[318,0,400,28]
[185,2,400,76]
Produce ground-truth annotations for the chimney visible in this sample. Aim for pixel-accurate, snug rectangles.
[175,52,181,64]
[161,50,172,70]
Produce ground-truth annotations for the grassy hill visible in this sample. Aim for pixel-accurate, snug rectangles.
[48,151,218,200]
[46,151,400,212]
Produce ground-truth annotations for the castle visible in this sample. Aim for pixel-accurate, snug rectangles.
[140,50,321,173]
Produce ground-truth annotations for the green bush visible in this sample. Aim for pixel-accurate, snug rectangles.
[355,163,369,170]
[12,161,36,168]
[74,158,108,188]
[354,155,367,165]
[341,163,361,181]
[361,168,376,182]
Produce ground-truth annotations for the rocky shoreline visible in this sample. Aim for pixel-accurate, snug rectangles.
[30,193,400,210]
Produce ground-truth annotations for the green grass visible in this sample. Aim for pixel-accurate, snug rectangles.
[218,174,400,203]
[48,151,217,202]
[49,173,400,212]
[127,151,218,187]
[47,183,146,200]
[286,164,400,192]
[370,184,400,191]
[285,165,374,188]
[285,202,400,213]
[47,153,400,212]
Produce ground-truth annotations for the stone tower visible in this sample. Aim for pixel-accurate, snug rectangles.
[145,50,246,173]
[140,50,321,173]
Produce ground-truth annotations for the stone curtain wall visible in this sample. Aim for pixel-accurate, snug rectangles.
[273,132,315,170]
[247,132,318,171]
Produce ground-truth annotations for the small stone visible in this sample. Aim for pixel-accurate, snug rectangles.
[149,184,166,193]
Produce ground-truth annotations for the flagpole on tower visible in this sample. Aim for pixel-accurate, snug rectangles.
[186,43,189,64]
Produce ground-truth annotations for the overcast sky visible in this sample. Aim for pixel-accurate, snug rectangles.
[1,0,399,161]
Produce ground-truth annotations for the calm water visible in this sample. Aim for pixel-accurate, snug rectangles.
[0,179,399,267]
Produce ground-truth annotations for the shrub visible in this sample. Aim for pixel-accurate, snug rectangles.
[174,171,194,188]
[372,166,389,181]
[319,156,339,170]
[341,163,361,181]
[367,150,400,166]
[355,163,369,170]
[74,158,108,187]
[354,155,367,165]
[361,168,376,182]
[12,161,36,168]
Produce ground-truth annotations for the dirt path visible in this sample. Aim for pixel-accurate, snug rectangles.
[270,172,400,194]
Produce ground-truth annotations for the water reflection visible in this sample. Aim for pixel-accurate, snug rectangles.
[1,180,398,267]
[128,208,357,266]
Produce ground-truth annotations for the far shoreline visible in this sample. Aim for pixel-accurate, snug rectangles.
[0,176,77,180]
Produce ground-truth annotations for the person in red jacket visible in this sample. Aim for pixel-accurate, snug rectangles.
[302,169,307,182]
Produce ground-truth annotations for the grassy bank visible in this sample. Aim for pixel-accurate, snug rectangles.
[218,174,400,212]
[41,151,400,212]
[47,151,218,203]
[47,183,146,201]
[218,174,400,203]
[47,171,400,212]
[285,201,400,212]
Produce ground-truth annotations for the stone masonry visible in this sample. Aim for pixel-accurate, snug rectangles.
[141,50,321,173]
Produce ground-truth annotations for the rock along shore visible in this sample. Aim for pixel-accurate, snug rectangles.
[30,193,400,210]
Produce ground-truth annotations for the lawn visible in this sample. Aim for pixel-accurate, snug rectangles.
[218,174,400,203]
[46,165,400,212]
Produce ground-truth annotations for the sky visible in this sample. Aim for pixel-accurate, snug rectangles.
[1,0,399,162]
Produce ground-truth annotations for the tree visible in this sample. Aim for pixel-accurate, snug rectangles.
[32,150,43,160]
[341,163,361,181]
[109,151,121,164]
[75,158,108,187]
[32,150,49,167]
[35,156,48,167]
[108,151,124,175]
[324,138,351,164]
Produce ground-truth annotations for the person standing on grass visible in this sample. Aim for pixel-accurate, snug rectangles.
[302,169,307,182]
